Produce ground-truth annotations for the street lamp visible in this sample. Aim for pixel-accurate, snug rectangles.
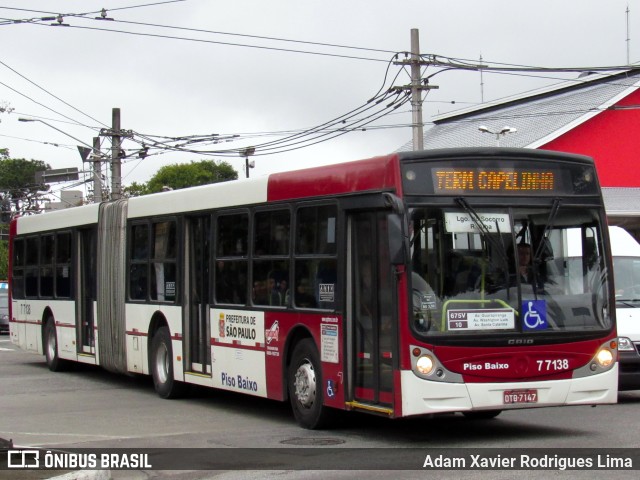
[478,125,517,146]
[240,146,256,178]
[18,117,94,149]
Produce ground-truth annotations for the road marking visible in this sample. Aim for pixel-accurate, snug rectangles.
[0,348,13,351]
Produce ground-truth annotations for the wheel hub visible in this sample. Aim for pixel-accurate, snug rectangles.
[294,361,316,408]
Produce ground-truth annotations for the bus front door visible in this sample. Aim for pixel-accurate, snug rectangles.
[184,216,211,375]
[350,211,396,410]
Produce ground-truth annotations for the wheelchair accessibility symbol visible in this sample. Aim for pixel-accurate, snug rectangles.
[326,380,336,398]
[523,300,547,330]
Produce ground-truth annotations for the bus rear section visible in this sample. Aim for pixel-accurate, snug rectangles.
[394,149,617,419]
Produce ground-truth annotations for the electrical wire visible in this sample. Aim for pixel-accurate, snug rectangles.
[0,78,100,128]
[45,23,393,63]
[0,60,107,127]
[124,59,410,158]
[129,90,412,158]
[0,0,187,23]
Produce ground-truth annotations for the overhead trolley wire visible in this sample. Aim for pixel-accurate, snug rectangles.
[125,55,411,158]
[0,59,107,128]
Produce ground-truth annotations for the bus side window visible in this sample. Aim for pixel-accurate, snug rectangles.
[129,223,149,301]
[294,204,338,310]
[24,236,39,298]
[40,234,54,297]
[55,232,72,298]
[215,213,249,305]
[12,238,25,299]
[150,221,177,302]
[252,209,290,307]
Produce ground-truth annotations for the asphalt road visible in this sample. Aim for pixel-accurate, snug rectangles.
[1,335,640,479]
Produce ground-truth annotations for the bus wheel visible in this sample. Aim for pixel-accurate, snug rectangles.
[150,326,185,399]
[462,410,502,420]
[288,339,333,429]
[44,318,65,372]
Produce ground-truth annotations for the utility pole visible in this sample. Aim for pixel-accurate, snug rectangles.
[99,108,132,201]
[393,28,438,151]
[92,136,103,203]
[409,29,424,151]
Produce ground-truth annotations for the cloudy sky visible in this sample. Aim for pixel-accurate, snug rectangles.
[0,0,636,200]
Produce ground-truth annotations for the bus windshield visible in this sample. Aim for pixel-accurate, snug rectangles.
[409,204,612,338]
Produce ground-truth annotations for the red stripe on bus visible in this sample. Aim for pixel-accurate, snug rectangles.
[127,330,149,337]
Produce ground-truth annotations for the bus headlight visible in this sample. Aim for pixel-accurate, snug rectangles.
[618,337,635,352]
[596,348,614,367]
[416,355,435,375]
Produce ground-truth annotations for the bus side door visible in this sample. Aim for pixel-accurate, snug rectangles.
[349,210,397,408]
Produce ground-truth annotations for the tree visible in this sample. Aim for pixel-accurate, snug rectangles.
[140,160,237,195]
[123,181,150,198]
[0,155,51,217]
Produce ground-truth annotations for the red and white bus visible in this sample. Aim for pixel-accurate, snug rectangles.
[8,147,618,428]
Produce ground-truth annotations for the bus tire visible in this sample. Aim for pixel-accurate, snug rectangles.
[288,338,333,429]
[462,410,502,420]
[44,318,66,372]
[150,326,185,399]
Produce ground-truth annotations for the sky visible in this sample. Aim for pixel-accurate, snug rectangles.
[0,0,637,201]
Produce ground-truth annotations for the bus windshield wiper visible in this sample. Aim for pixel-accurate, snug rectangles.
[616,298,640,307]
[455,198,510,268]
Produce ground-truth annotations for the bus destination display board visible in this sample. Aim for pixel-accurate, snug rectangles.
[402,159,598,196]
[432,168,555,193]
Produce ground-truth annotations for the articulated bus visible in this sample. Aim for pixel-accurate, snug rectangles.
[8,148,617,429]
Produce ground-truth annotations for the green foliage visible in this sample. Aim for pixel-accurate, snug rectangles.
[123,181,150,198]
[0,157,50,193]
[143,160,238,194]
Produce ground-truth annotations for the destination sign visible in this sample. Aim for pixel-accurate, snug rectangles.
[432,169,555,193]
[401,158,599,196]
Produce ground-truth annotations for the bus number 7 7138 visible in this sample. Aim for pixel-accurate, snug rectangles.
[9,147,617,428]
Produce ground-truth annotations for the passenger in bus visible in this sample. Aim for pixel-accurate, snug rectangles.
[294,278,317,308]
[252,271,286,306]
[264,271,288,306]
[277,279,288,306]
[252,279,269,305]
[506,242,549,293]
[516,243,534,284]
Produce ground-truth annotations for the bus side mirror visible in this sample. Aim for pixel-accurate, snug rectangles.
[388,213,406,265]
